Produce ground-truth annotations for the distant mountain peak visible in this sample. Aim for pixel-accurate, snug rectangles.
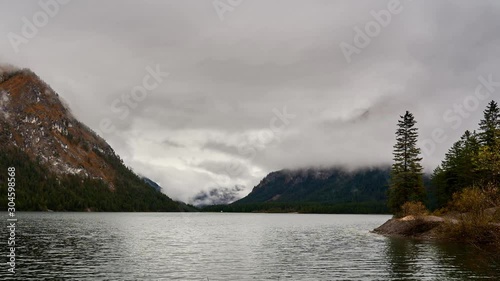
[191,185,245,207]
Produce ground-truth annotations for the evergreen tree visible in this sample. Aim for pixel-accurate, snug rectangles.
[475,131,500,185]
[388,111,426,215]
[478,100,500,147]
[472,100,500,185]
[458,131,481,184]
[431,165,447,207]
[432,130,480,207]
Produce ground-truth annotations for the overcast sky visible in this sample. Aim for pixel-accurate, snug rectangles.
[1,0,500,203]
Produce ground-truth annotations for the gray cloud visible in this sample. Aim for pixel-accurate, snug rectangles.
[162,139,185,149]
[202,140,238,156]
[1,0,500,202]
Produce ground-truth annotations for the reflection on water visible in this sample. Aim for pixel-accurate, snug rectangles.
[385,237,500,280]
[0,213,498,280]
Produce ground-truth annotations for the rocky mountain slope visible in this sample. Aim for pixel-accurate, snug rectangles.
[0,69,117,182]
[0,68,181,211]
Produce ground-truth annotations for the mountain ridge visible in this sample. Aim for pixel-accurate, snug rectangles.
[0,68,182,211]
[0,69,116,183]
[202,166,396,213]
[236,166,392,204]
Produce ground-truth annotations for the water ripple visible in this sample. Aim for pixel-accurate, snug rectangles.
[0,213,498,280]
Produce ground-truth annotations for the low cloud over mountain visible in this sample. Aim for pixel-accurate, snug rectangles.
[191,186,246,207]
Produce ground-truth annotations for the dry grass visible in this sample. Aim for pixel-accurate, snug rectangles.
[438,186,500,247]
[493,208,500,223]
[401,201,428,218]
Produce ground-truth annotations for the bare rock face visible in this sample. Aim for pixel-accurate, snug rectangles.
[0,69,118,187]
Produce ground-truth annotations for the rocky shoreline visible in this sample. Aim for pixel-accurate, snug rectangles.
[372,209,500,244]
[372,215,447,240]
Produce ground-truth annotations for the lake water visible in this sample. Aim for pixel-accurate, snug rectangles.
[0,213,499,280]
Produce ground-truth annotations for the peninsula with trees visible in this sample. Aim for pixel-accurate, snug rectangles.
[374,101,500,248]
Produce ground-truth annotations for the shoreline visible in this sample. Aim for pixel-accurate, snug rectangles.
[372,212,500,247]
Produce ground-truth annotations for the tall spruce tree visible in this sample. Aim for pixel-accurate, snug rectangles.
[388,111,426,215]
[476,100,500,184]
[478,100,500,147]
[458,131,480,185]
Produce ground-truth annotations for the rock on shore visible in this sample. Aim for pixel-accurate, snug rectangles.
[372,215,447,240]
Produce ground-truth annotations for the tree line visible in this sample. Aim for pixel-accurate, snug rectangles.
[203,201,389,214]
[0,140,181,212]
[389,100,500,216]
